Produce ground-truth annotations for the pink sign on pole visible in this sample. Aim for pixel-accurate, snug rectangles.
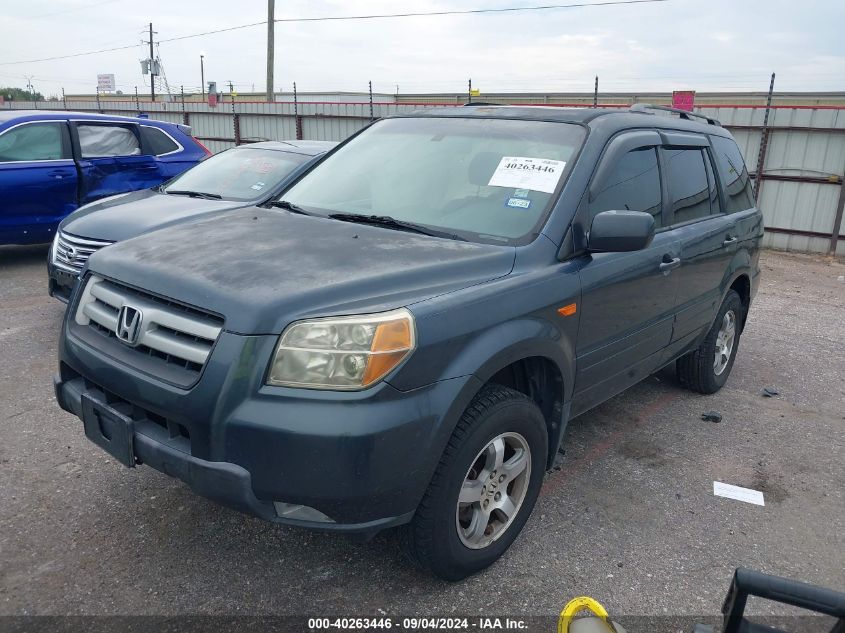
[672,90,695,112]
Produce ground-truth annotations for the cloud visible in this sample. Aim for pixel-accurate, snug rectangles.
[0,0,842,96]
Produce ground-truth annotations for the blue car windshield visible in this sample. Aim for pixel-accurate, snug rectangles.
[281,117,585,244]
[164,147,309,202]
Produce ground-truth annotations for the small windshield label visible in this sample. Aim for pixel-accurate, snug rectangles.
[506,197,532,209]
[488,157,565,194]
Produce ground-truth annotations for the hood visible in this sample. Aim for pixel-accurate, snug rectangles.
[60,189,244,242]
[87,207,515,334]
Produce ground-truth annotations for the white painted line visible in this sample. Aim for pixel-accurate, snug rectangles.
[713,481,765,506]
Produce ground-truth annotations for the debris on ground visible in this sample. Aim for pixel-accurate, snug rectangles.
[761,387,779,397]
[701,411,722,423]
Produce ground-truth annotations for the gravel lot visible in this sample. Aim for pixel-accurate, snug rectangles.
[1,246,843,627]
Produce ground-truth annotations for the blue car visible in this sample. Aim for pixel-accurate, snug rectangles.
[48,140,335,301]
[0,110,210,245]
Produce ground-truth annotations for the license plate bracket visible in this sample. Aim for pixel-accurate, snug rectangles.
[81,394,136,467]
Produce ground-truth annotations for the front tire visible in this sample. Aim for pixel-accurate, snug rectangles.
[399,384,547,581]
[677,289,744,394]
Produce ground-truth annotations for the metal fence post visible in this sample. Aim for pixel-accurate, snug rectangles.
[829,172,845,255]
[593,76,599,108]
[369,80,374,122]
[180,85,188,125]
[95,88,102,113]
[232,98,240,145]
[135,86,140,113]
[293,82,302,140]
[468,78,472,104]
[754,72,776,201]
[62,87,67,110]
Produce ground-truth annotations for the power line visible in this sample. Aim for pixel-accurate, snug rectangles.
[0,42,141,66]
[159,0,668,43]
[1,0,668,65]
[273,0,668,22]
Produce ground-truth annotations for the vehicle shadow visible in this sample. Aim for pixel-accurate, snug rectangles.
[0,243,50,267]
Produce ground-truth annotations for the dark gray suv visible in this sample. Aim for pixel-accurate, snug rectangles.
[54,105,762,580]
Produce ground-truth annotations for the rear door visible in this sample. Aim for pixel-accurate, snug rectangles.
[660,132,737,353]
[572,130,681,415]
[0,120,78,244]
[72,121,161,205]
[139,124,189,180]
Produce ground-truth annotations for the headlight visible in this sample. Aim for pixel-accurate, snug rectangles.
[267,308,416,390]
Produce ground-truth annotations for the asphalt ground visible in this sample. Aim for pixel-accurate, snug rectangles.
[0,246,843,630]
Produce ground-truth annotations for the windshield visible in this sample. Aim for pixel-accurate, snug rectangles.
[164,147,311,201]
[281,117,585,243]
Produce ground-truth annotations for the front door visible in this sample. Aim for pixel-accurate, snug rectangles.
[72,121,161,205]
[0,120,78,244]
[572,135,680,415]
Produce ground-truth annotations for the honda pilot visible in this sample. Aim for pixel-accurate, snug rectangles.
[54,105,762,580]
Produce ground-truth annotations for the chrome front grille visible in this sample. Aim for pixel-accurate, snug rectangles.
[73,275,223,386]
[54,231,113,273]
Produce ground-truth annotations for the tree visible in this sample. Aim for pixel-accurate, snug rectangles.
[0,86,45,101]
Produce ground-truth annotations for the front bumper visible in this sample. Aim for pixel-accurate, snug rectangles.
[47,258,78,303]
[56,324,477,532]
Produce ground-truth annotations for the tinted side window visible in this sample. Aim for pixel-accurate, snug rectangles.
[710,136,755,212]
[703,150,721,214]
[141,126,179,155]
[0,122,68,161]
[665,148,710,224]
[77,124,141,158]
[590,147,662,228]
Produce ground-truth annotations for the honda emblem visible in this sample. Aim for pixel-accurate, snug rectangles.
[115,305,143,346]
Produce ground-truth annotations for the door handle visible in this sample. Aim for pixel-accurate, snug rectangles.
[659,256,682,273]
[723,235,738,245]
[47,169,67,179]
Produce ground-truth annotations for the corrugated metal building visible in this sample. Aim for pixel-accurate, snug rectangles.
[6,94,844,255]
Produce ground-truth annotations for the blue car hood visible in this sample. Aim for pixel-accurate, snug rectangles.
[60,189,244,242]
[86,207,516,335]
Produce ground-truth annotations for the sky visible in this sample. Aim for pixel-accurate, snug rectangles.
[0,0,843,98]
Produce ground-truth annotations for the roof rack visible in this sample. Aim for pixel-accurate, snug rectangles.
[629,103,721,127]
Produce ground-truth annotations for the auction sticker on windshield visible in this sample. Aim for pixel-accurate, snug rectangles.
[487,157,566,194]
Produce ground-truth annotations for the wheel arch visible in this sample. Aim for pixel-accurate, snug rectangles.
[436,325,575,470]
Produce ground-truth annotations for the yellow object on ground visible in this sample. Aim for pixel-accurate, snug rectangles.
[558,596,625,633]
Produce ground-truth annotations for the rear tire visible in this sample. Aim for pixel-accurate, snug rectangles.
[677,289,744,394]
[399,384,547,581]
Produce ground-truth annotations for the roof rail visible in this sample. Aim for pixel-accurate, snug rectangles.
[629,103,721,127]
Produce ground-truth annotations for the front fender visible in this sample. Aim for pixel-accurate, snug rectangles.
[441,318,576,404]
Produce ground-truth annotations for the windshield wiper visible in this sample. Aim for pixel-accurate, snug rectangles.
[328,213,467,241]
[165,189,223,200]
[270,200,320,216]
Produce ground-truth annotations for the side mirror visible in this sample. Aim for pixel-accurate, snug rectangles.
[588,210,655,253]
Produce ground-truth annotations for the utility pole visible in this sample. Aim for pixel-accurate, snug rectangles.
[228,80,234,94]
[148,23,156,102]
[266,0,275,102]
